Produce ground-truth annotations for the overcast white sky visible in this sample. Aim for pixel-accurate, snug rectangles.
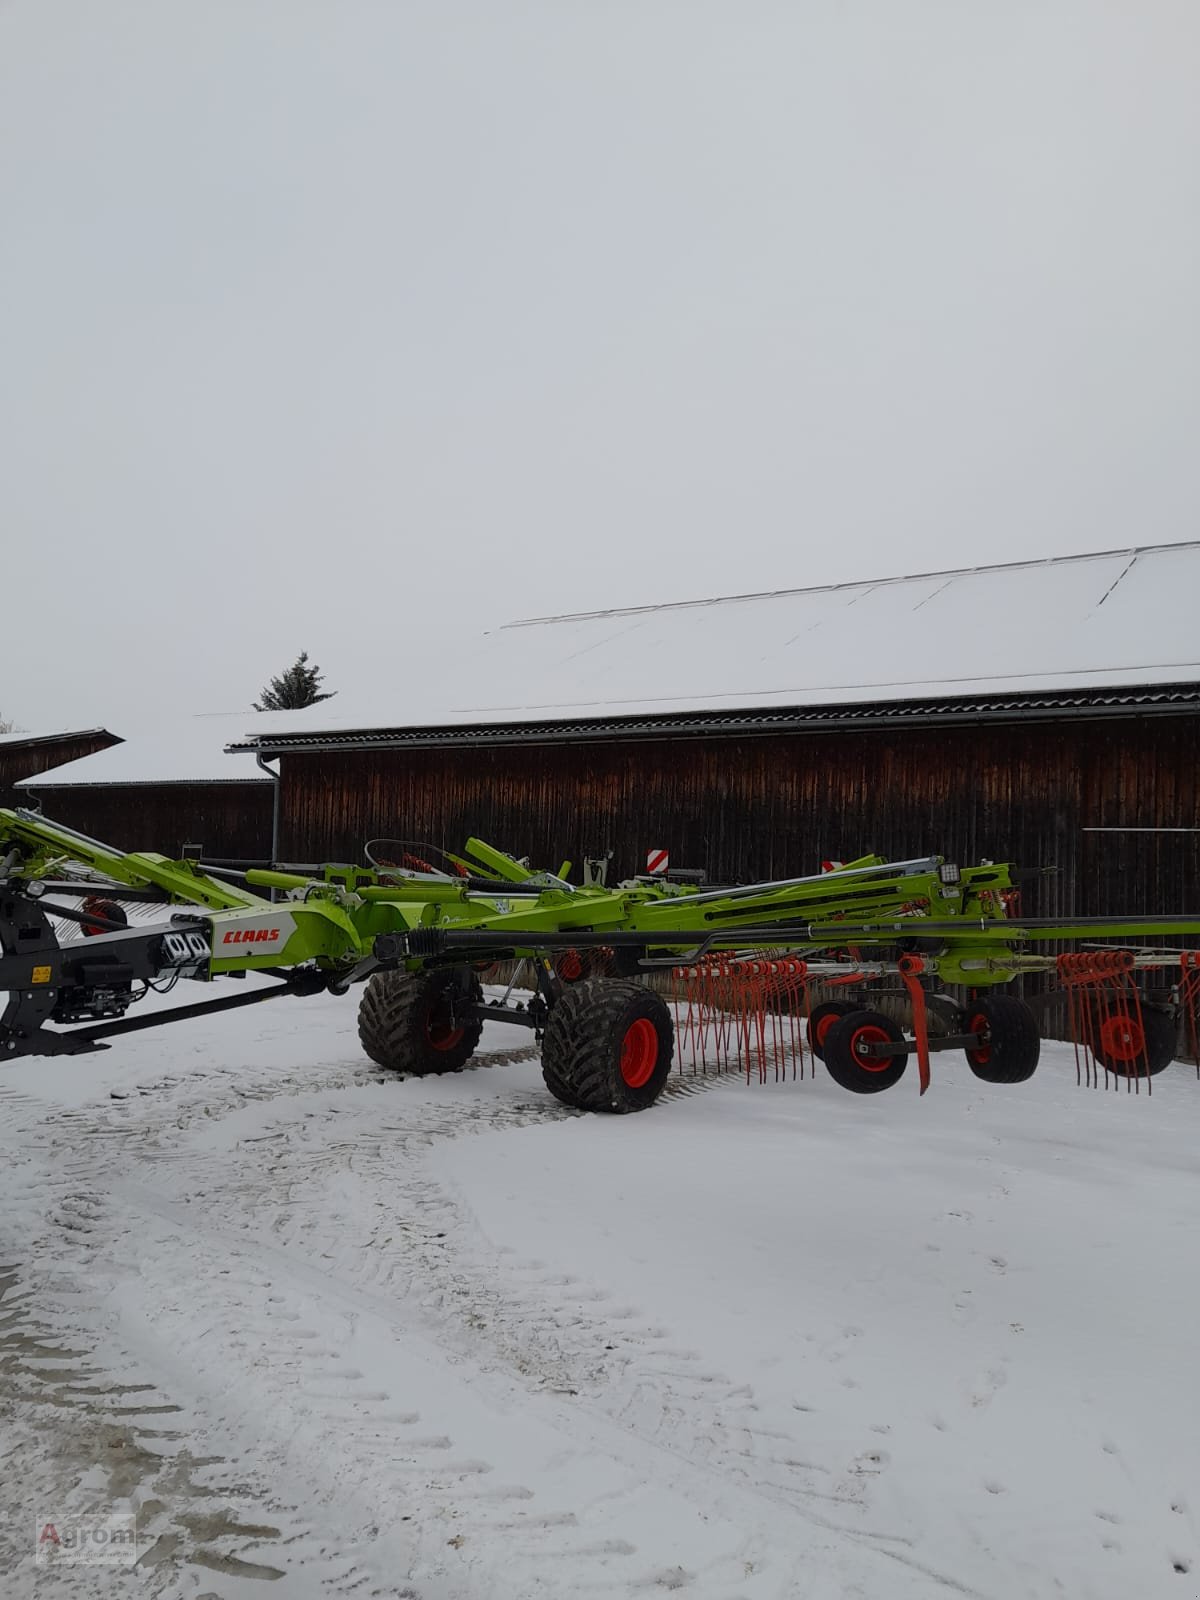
[2,1,1198,733]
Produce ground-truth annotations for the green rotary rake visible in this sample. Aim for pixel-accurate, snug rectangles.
[2,807,1197,1110]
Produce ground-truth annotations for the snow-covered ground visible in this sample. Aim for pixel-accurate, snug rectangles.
[1,988,1197,1599]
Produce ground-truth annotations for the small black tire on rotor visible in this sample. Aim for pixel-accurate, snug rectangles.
[357,967,483,1076]
[1090,1002,1177,1078]
[822,1008,908,1094]
[540,978,673,1113]
[806,999,859,1062]
[962,994,1040,1084]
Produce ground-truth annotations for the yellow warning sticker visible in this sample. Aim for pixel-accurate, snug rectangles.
[31,965,52,985]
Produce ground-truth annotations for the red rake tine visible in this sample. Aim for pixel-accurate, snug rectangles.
[760,964,777,1081]
[750,963,770,1082]
[702,965,720,1071]
[690,963,718,1073]
[731,963,757,1082]
[678,966,695,1071]
[711,962,732,1073]
[1182,952,1200,1078]
[786,960,810,1079]
[1059,953,1098,1088]
[771,966,788,1080]
[674,965,700,1074]
[695,964,713,1069]
[1129,977,1149,1095]
[710,961,731,1071]
[759,962,777,1078]
[699,962,723,1071]
[695,963,717,1068]
[781,959,807,1079]
[779,960,802,1079]
[740,962,765,1083]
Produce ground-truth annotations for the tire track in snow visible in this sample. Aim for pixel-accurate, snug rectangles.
[1,1053,472,1596]
[0,1169,387,1595]
[59,1057,982,1597]
[5,1049,731,1595]
[5,1032,980,1597]
[101,1149,987,1600]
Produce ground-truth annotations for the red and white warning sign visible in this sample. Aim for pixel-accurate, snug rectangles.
[646,848,670,876]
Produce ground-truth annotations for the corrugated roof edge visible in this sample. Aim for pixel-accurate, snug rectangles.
[500,540,1200,630]
[229,682,1200,756]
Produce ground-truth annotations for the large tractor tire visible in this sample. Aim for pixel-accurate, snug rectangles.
[822,1009,908,1094]
[358,968,483,1076]
[541,978,673,1113]
[962,995,1040,1084]
[1090,1002,1177,1078]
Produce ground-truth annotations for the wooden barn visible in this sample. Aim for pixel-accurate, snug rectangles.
[0,727,121,810]
[233,544,1200,924]
[15,715,273,862]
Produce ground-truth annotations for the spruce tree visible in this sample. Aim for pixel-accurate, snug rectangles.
[254,652,335,712]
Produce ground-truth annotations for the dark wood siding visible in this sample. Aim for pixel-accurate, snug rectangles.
[0,733,120,809]
[30,784,274,861]
[277,714,1200,918]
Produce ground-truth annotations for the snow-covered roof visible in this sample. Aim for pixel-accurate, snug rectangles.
[236,542,1200,746]
[0,726,114,749]
[16,715,270,788]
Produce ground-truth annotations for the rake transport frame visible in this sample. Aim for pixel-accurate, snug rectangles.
[2,807,1198,1110]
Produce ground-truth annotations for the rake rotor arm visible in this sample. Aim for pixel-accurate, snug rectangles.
[0,808,263,911]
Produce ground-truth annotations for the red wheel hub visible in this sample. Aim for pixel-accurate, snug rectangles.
[966,1013,991,1066]
[848,1023,893,1074]
[1098,1011,1144,1064]
[425,1012,465,1052]
[620,1018,659,1088]
[814,1011,842,1051]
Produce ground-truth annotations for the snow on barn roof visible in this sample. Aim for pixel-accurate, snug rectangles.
[16,714,270,789]
[234,543,1200,750]
[0,726,114,749]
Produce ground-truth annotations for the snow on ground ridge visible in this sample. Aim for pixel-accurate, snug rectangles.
[0,991,1197,1598]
